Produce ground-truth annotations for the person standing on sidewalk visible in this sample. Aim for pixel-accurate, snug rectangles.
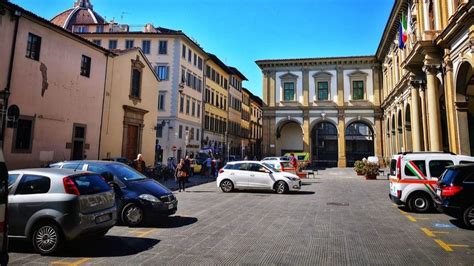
[175,159,187,192]
[132,154,146,174]
[184,155,192,182]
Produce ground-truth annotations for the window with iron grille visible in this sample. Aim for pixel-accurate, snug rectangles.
[26,33,41,61]
[80,55,91,77]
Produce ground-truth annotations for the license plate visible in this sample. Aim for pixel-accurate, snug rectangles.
[168,204,174,210]
[95,213,111,224]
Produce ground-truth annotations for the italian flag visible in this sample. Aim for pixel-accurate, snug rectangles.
[399,12,408,49]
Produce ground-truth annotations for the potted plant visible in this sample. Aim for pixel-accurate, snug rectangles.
[364,162,380,180]
[353,160,365,175]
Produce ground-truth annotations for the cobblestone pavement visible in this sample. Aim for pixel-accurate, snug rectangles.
[8,168,474,265]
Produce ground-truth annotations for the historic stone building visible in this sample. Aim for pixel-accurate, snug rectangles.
[256,57,382,167]
[379,0,473,159]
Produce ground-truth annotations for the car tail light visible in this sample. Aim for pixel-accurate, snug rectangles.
[396,156,402,179]
[218,169,224,174]
[441,185,462,197]
[63,176,80,195]
[397,190,402,199]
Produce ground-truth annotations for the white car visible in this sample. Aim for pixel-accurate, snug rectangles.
[261,156,290,171]
[217,161,301,194]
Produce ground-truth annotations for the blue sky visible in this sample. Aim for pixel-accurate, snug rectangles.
[11,0,394,98]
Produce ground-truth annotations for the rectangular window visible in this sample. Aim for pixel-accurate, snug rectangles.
[188,49,192,62]
[182,44,186,58]
[125,39,135,49]
[181,68,186,83]
[206,66,211,78]
[158,40,167,54]
[186,72,192,87]
[404,160,427,177]
[26,33,41,60]
[197,78,202,92]
[180,95,184,113]
[96,25,104,33]
[142,40,151,54]
[198,57,203,70]
[80,55,91,77]
[317,81,329,100]
[16,175,50,194]
[131,69,141,98]
[179,125,183,139]
[156,125,163,138]
[196,129,200,141]
[353,81,364,100]
[205,114,209,130]
[158,93,166,111]
[13,116,34,153]
[429,160,454,178]
[186,97,190,114]
[193,54,197,66]
[92,39,102,46]
[156,65,169,80]
[197,103,201,118]
[108,40,117,50]
[192,100,196,116]
[283,82,295,101]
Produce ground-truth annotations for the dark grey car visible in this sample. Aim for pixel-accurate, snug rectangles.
[8,168,117,255]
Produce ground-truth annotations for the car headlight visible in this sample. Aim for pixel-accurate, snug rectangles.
[286,176,299,181]
[139,194,160,203]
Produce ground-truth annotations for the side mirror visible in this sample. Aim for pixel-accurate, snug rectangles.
[100,172,114,183]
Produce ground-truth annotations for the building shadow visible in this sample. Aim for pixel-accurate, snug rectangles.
[116,215,198,229]
[9,235,160,257]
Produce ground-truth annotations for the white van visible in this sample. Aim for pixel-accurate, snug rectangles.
[388,152,474,212]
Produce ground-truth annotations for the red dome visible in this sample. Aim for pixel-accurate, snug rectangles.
[51,0,105,31]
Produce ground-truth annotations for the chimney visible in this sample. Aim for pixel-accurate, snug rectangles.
[143,23,157,33]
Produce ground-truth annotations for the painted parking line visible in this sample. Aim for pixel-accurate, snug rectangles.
[51,258,91,266]
[434,239,469,252]
[421,227,449,237]
[405,215,417,222]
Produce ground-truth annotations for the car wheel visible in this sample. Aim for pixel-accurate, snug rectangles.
[32,223,63,255]
[122,203,145,226]
[275,181,288,194]
[463,205,474,228]
[408,192,431,213]
[220,179,234,193]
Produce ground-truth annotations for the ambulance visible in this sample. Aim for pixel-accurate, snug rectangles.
[388,152,474,213]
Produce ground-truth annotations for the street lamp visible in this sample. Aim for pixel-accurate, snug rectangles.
[0,89,11,148]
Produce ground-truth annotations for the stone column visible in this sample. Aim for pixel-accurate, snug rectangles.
[374,111,383,163]
[455,102,471,155]
[443,53,459,153]
[420,86,429,151]
[262,71,269,106]
[337,111,346,167]
[424,64,442,151]
[400,102,407,152]
[337,65,344,106]
[302,68,309,106]
[269,71,276,107]
[409,81,422,151]
[303,110,310,153]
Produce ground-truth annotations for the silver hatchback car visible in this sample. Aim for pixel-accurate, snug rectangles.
[8,168,117,255]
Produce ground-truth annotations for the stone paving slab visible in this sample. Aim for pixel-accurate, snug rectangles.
[8,168,474,265]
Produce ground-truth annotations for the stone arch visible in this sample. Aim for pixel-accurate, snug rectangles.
[276,119,304,156]
[345,121,375,166]
[311,121,338,168]
[454,61,474,155]
[405,104,413,151]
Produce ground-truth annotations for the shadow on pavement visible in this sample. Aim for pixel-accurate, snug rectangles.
[231,190,315,195]
[449,219,473,230]
[118,215,198,229]
[9,235,160,257]
[396,205,440,214]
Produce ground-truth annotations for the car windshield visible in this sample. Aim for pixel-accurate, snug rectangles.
[262,163,279,172]
[105,164,147,181]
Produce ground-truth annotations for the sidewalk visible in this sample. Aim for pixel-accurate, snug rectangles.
[157,174,216,191]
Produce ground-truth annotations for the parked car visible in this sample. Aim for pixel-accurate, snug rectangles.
[217,161,301,194]
[50,160,177,226]
[102,157,132,166]
[7,168,117,255]
[435,164,474,228]
[389,151,474,213]
[261,157,290,171]
[190,159,202,174]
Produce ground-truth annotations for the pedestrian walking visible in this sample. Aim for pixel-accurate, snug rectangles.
[290,153,298,171]
[184,155,191,182]
[175,159,187,192]
[132,154,146,174]
[205,157,212,177]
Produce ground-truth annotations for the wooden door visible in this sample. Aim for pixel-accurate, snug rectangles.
[126,125,139,160]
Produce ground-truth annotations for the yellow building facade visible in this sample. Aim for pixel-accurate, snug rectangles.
[203,54,230,156]
[241,88,251,158]
[100,48,159,163]
[379,0,474,159]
